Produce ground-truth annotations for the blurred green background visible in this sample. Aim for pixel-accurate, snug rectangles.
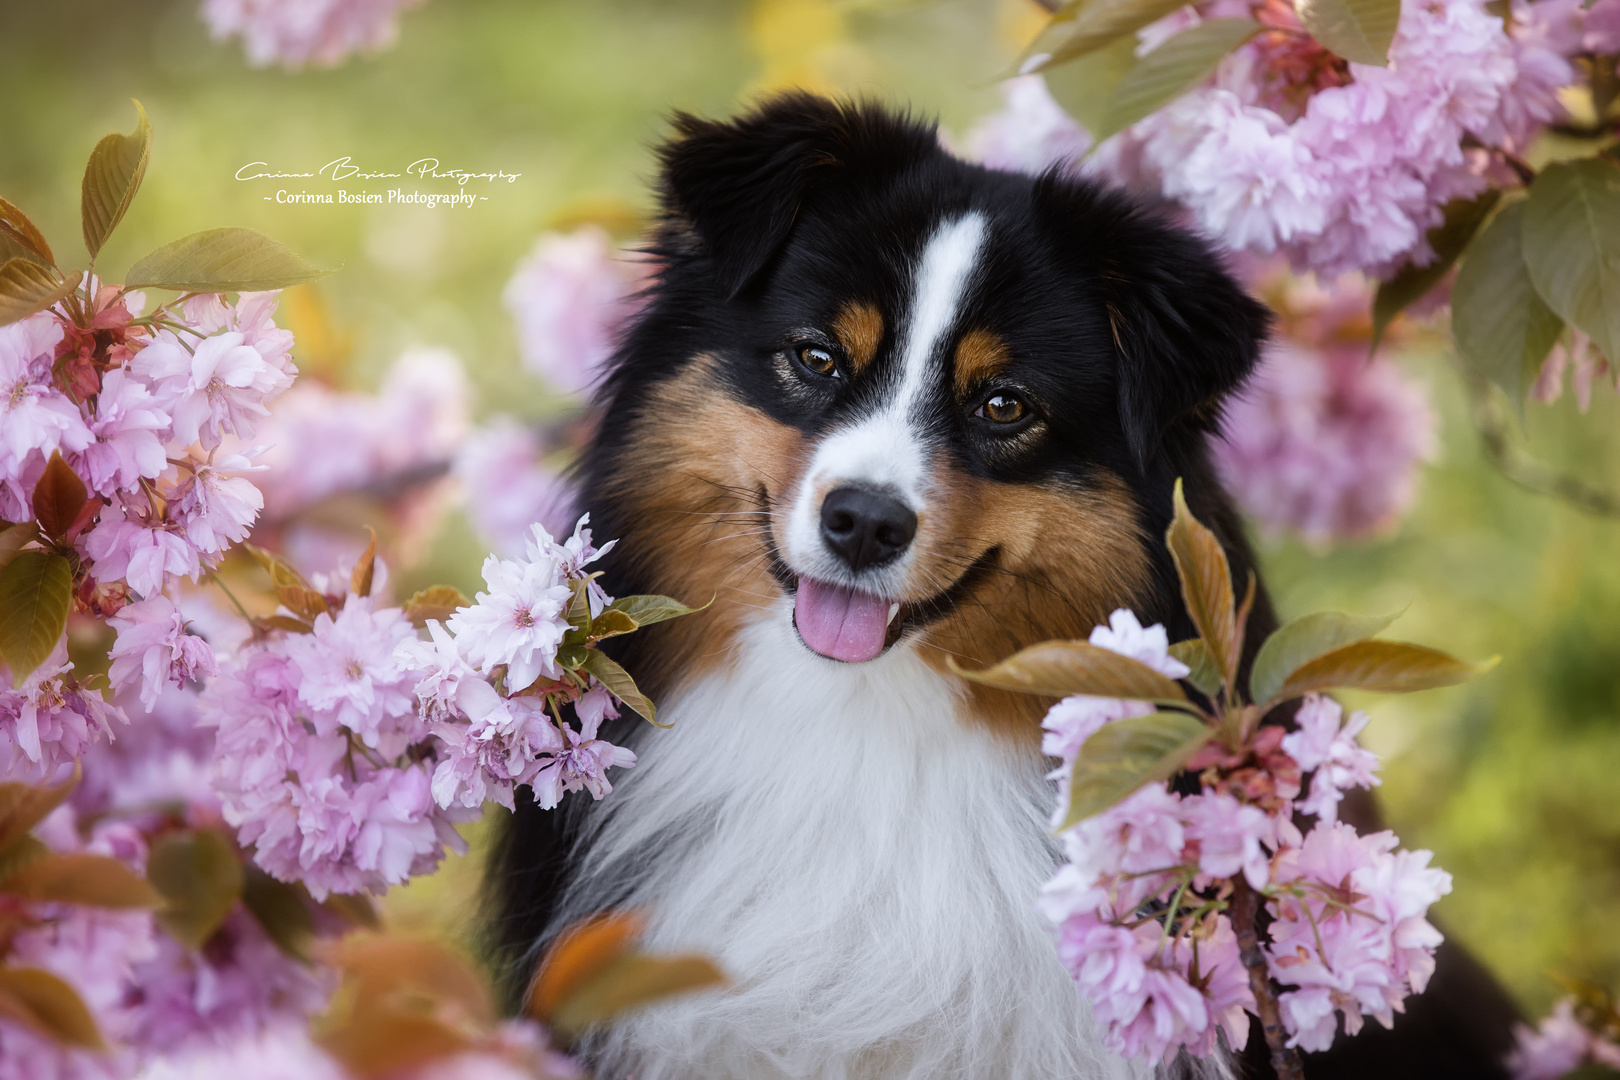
[2,0,1617,1021]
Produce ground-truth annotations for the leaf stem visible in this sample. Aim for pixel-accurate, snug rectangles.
[1231,879,1305,1080]
[1469,375,1620,518]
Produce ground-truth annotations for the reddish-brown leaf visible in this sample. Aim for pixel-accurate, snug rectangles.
[31,453,88,542]
[1272,639,1495,701]
[528,911,645,1023]
[0,853,160,908]
[0,768,78,853]
[0,967,104,1049]
[1165,479,1238,691]
[950,640,1189,703]
[549,952,726,1036]
[350,527,377,599]
[0,197,55,266]
[403,586,470,628]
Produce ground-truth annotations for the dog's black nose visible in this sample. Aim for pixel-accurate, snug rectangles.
[819,486,917,572]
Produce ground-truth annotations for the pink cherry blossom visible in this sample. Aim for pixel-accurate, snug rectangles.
[138,1022,347,1080]
[166,450,266,558]
[0,637,122,781]
[504,227,645,398]
[1281,694,1381,822]
[199,0,425,69]
[1508,999,1615,1080]
[453,417,575,558]
[0,312,93,520]
[282,596,419,752]
[107,594,218,712]
[528,688,635,810]
[77,367,170,498]
[1183,790,1273,889]
[133,330,292,450]
[444,547,574,693]
[83,499,203,598]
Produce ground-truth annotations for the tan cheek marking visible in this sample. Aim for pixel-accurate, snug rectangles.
[601,354,808,699]
[912,467,1154,743]
[953,328,1013,399]
[833,301,883,375]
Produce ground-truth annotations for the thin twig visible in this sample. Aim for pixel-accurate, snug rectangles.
[1231,879,1305,1080]
[1471,378,1620,518]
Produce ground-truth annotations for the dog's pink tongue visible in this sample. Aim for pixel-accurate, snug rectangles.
[794,577,890,663]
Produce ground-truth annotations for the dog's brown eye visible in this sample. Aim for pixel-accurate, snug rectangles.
[796,344,838,377]
[978,393,1027,424]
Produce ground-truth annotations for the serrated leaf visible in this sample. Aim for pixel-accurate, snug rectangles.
[549,952,726,1036]
[404,586,469,628]
[580,648,658,724]
[1296,0,1401,65]
[350,527,377,599]
[241,866,315,963]
[31,453,87,542]
[1271,640,1495,702]
[528,911,645,1023]
[1168,638,1223,698]
[1373,191,1500,349]
[0,770,78,853]
[1453,200,1565,405]
[1166,480,1239,690]
[81,99,151,261]
[0,259,77,329]
[1060,711,1212,829]
[0,551,73,688]
[125,227,333,292]
[1026,0,1198,72]
[1250,609,1403,707]
[1041,34,1141,135]
[589,608,639,641]
[0,197,55,266]
[0,522,38,577]
[0,967,104,1049]
[0,853,161,909]
[1091,19,1259,143]
[950,640,1189,702]
[605,593,710,628]
[1522,158,1620,363]
[147,829,243,949]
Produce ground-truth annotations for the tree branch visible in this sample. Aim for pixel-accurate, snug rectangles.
[1231,880,1306,1080]
[1471,380,1620,518]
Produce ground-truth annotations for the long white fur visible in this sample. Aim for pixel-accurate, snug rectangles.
[564,607,1165,1080]
[784,213,988,596]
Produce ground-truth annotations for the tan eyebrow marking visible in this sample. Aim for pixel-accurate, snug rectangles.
[832,301,883,374]
[953,328,1012,398]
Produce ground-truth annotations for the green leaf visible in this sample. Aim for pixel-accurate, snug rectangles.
[1025,0,1198,72]
[0,853,161,909]
[580,648,659,725]
[403,585,469,627]
[1373,191,1500,349]
[589,608,639,641]
[147,829,244,950]
[0,967,104,1050]
[605,593,710,628]
[0,522,38,577]
[81,100,151,261]
[0,836,48,883]
[1168,638,1223,698]
[1166,480,1239,690]
[1522,158,1620,363]
[555,642,589,672]
[550,952,726,1036]
[950,640,1189,702]
[241,866,315,963]
[1250,610,1403,707]
[31,453,87,542]
[1059,712,1212,829]
[1091,19,1260,143]
[1040,34,1141,136]
[125,227,334,292]
[564,576,593,631]
[0,197,55,267]
[0,260,78,329]
[0,552,73,688]
[1453,200,1565,406]
[1296,0,1401,65]
[1271,640,1496,702]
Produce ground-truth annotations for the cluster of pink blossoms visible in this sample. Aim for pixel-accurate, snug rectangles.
[1037,610,1451,1062]
[1212,272,1438,545]
[1509,998,1620,1079]
[503,226,646,400]
[202,514,635,898]
[0,288,297,778]
[199,0,426,69]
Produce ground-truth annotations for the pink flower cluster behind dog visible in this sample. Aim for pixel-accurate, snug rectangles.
[1038,610,1451,1063]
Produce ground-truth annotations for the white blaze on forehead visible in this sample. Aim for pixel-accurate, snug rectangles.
[785,212,989,589]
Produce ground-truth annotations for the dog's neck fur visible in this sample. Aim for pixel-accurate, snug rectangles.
[550,601,1225,1080]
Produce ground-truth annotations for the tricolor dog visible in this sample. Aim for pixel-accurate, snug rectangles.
[490,95,1517,1080]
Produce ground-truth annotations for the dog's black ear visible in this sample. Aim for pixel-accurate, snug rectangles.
[658,93,938,299]
[1036,177,1271,471]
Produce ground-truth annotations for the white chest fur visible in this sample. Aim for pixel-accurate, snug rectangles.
[557,604,1196,1080]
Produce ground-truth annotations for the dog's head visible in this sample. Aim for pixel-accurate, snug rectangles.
[586,94,1268,726]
